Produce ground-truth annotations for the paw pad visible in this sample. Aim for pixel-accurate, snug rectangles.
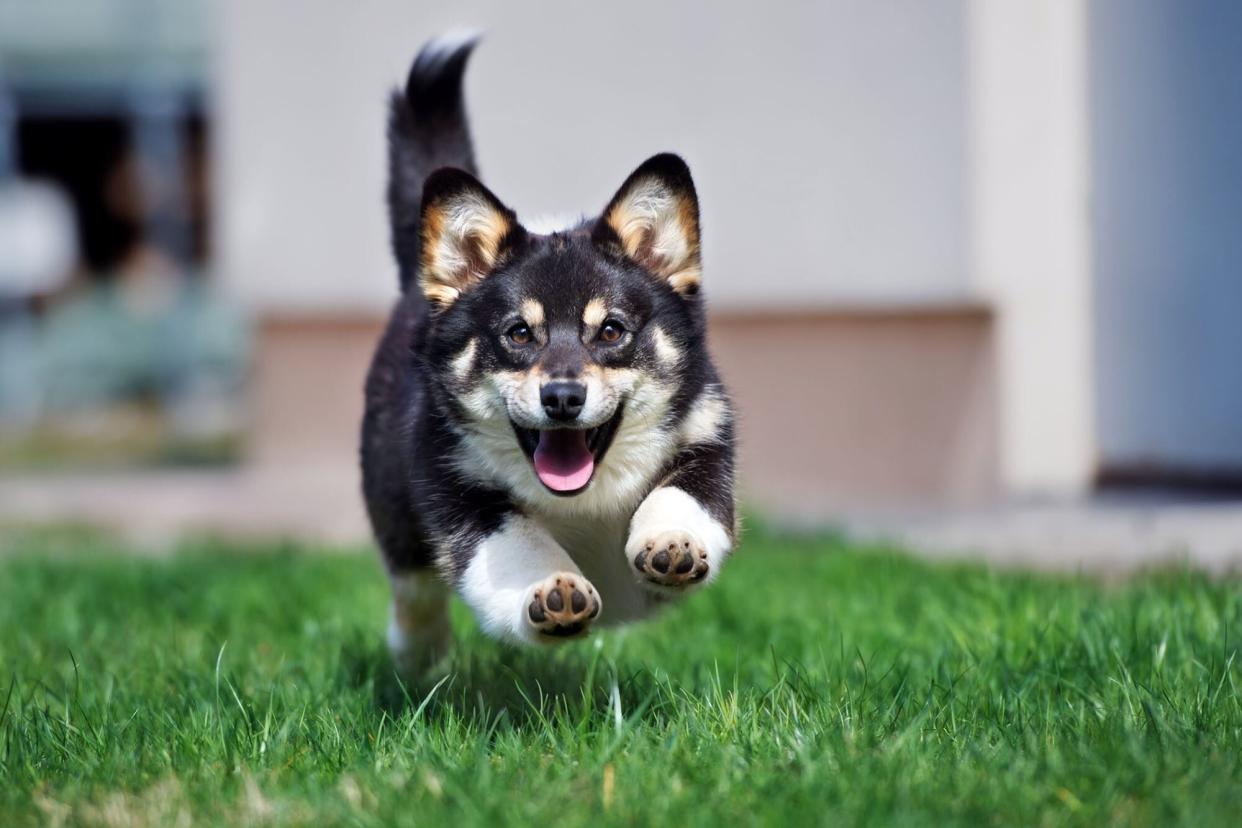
[526,572,601,638]
[631,530,708,588]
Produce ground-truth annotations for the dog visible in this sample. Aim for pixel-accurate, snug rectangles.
[361,33,737,665]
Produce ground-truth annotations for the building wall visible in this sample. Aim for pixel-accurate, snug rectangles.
[1089,0,1242,475]
[707,308,997,513]
[215,0,970,314]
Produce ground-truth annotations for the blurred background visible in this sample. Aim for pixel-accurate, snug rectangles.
[1,0,1240,568]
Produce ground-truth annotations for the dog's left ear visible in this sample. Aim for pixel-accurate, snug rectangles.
[592,153,702,296]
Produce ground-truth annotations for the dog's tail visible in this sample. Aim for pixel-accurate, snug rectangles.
[387,31,481,291]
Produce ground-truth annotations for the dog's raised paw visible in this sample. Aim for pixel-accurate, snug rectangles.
[630,529,709,589]
[526,572,601,639]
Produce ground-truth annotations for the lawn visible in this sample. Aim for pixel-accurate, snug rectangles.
[1,527,1239,826]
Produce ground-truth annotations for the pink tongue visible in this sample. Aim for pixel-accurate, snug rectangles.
[533,430,595,492]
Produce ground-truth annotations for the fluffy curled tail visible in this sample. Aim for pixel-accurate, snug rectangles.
[387,32,481,291]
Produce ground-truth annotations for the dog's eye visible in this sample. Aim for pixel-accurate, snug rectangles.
[598,320,625,343]
[507,324,533,346]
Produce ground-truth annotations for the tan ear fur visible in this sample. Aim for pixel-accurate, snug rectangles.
[419,172,519,307]
[601,155,702,295]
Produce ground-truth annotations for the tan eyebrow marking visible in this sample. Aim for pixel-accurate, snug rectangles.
[520,299,545,328]
[582,298,608,328]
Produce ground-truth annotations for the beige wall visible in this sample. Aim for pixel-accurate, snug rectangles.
[710,309,997,514]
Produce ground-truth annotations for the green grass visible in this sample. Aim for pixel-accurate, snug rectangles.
[1,528,1239,826]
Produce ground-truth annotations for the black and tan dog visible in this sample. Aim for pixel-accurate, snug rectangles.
[361,34,737,663]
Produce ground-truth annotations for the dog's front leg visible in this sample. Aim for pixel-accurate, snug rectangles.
[625,445,736,592]
[456,514,602,644]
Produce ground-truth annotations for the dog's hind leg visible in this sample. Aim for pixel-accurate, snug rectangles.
[387,569,452,674]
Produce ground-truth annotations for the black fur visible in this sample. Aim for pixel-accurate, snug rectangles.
[362,37,737,607]
[387,35,480,291]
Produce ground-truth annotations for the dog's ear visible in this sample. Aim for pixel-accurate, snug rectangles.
[419,168,525,308]
[592,153,702,296]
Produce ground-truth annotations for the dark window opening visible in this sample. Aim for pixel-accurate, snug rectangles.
[15,103,210,279]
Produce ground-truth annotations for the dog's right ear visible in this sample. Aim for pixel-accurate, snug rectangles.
[419,168,525,308]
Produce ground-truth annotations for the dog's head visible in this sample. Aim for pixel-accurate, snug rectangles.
[418,154,705,501]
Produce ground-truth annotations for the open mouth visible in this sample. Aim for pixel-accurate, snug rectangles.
[511,407,625,496]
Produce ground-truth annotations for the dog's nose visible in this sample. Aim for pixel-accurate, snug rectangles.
[541,381,587,421]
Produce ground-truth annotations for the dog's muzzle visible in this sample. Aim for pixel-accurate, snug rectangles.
[510,403,625,496]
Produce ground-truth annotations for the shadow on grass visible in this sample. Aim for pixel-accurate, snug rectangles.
[337,633,672,732]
